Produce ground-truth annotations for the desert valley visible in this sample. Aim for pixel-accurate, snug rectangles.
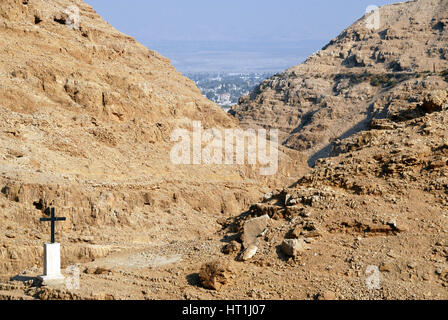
[0,0,447,300]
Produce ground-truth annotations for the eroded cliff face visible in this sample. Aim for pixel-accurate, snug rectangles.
[230,0,448,165]
[0,0,306,275]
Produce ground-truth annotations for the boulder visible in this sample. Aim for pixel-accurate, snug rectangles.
[241,244,258,261]
[249,203,284,220]
[315,290,337,300]
[420,90,448,113]
[241,215,271,249]
[281,239,310,257]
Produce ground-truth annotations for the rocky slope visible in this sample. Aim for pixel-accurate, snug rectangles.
[217,90,448,300]
[1,0,447,301]
[0,0,305,276]
[230,0,448,165]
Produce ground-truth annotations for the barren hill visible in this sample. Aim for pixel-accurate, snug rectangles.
[230,0,448,165]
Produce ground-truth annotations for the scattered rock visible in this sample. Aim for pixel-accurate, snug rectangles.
[429,158,447,169]
[79,235,94,243]
[249,203,284,220]
[93,267,111,275]
[284,193,291,206]
[420,90,448,113]
[5,231,15,239]
[281,239,310,257]
[289,226,302,239]
[302,231,321,239]
[290,224,321,239]
[241,244,258,261]
[285,205,303,217]
[407,262,417,269]
[222,241,242,255]
[84,267,111,275]
[241,214,271,249]
[300,210,312,218]
[370,119,397,130]
[83,267,95,274]
[199,260,236,291]
[315,290,337,300]
[263,192,273,201]
[379,262,394,272]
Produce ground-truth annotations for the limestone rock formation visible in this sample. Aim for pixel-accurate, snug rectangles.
[230,0,448,165]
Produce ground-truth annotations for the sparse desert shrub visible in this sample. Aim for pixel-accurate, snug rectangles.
[334,71,372,87]
[386,79,398,87]
[370,78,380,86]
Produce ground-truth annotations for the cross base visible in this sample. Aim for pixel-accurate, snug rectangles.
[38,243,65,286]
[37,274,65,286]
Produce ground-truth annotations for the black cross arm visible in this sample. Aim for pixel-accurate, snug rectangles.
[39,207,66,243]
[39,217,66,222]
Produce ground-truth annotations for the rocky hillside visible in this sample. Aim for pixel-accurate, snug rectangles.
[230,0,448,165]
[215,89,448,300]
[0,0,305,276]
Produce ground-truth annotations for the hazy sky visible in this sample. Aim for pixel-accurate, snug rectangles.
[83,0,402,72]
[84,0,400,42]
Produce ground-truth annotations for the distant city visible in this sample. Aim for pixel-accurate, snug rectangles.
[186,72,274,109]
[145,40,327,110]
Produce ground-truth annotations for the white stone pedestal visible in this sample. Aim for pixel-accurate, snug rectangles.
[38,243,65,285]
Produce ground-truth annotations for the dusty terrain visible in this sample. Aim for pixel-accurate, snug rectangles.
[0,0,447,300]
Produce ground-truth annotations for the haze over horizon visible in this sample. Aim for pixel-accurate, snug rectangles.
[85,0,402,73]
